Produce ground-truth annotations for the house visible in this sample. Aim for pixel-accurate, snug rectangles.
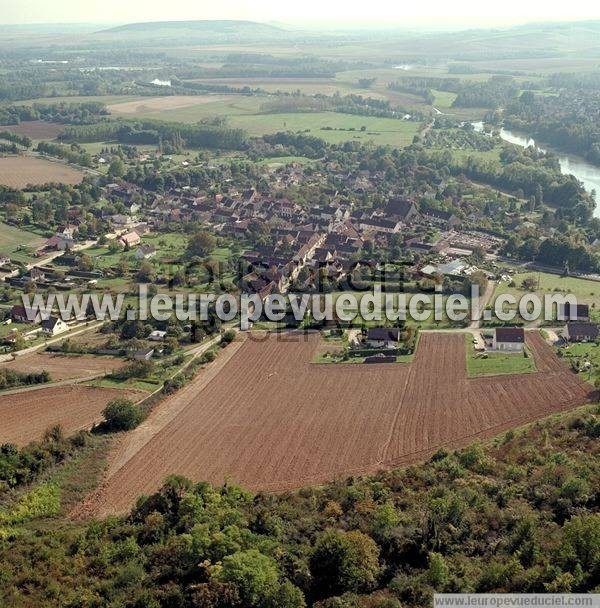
[135,244,157,260]
[3,329,20,345]
[120,232,141,248]
[134,347,155,361]
[384,198,420,223]
[492,327,525,352]
[41,316,69,336]
[10,304,42,324]
[559,303,590,322]
[43,235,75,251]
[564,322,599,343]
[148,330,167,341]
[422,207,460,229]
[365,327,401,349]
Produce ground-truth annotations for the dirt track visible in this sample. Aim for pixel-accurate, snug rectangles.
[80,331,593,516]
[0,385,143,446]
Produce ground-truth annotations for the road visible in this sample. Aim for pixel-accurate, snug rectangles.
[468,280,496,329]
[0,320,106,363]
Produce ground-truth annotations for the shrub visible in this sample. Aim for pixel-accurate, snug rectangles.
[102,398,144,431]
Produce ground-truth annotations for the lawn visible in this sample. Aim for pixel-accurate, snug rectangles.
[557,341,600,381]
[466,335,537,377]
[0,222,46,262]
[491,271,600,322]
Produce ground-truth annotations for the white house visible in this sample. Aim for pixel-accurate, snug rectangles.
[41,316,69,336]
[365,327,401,349]
[135,244,157,260]
[148,330,167,341]
[492,327,525,352]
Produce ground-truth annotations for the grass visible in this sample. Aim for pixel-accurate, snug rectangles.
[466,335,536,377]
[228,112,420,147]
[557,341,600,381]
[106,92,421,148]
[0,221,46,262]
[491,271,600,322]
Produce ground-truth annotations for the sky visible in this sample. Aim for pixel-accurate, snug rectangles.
[0,0,599,27]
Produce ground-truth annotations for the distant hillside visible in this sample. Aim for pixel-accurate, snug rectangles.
[95,19,285,43]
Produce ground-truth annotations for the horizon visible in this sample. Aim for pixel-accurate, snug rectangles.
[1,0,599,29]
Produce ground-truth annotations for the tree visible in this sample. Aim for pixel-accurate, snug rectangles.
[108,158,126,178]
[214,549,280,607]
[102,398,144,431]
[310,529,380,598]
[187,231,216,258]
[136,261,156,282]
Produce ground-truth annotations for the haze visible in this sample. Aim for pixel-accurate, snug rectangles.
[2,0,599,27]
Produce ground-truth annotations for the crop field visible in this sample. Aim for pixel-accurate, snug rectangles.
[0,156,84,188]
[107,93,421,147]
[0,385,143,447]
[4,120,63,140]
[81,330,592,516]
[0,353,126,382]
[107,95,233,116]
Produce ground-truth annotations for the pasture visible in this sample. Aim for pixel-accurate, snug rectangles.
[82,330,592,516]
[0,221,45,262]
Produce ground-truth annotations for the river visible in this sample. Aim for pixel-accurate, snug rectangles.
[472,121,600,217]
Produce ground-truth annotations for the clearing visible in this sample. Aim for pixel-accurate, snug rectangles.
[80,330,592,516]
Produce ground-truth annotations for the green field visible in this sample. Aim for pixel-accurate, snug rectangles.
[106,93,421,147]
[466,336,536,377]
[492,272,600,321]
[0,222,45,262]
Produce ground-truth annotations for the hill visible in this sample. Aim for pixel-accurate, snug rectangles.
[0,402,598,606]
[94,19,285,43]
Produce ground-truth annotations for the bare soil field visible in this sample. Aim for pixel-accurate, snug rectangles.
[4,120,64,140]
[0,156,84,188]
[0,385,143,447]
[1,352,125,382]
[81,330,593,516]
[108,95,232,115]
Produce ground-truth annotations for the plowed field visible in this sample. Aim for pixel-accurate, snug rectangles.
[1,353,125,382]
[0,385,143,446]
[0,156,84,188]
[81,331,593,516]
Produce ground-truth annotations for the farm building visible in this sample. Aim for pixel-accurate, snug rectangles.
[559,303,590,321]
[120,232,141,248]
[135,244,157,260]
[492,327,525,352]
[564,322,599,343]
[41,316,69,336]
[10,304,41,324]
[148,330,167,341]
[43,235,74,251]
[134,347,155,361]
[365,327,401,349]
